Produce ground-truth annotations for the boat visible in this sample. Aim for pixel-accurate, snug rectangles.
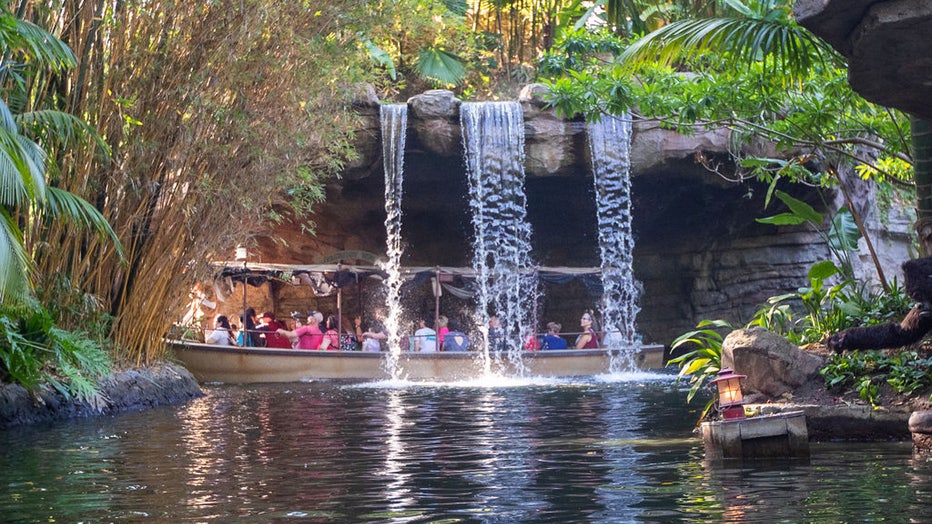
[167,340,666,383]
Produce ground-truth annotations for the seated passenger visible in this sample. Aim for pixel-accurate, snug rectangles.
[413,317,437,352]
[443,328,470,351]
[360,307,388,352]
[437,315,450,348]
[541,321,568,350]
[524,328,541,351]
[205,315,235,346]
[258,312,293,348]
[238,307,262,347]
[575,310,600,349]
[278,313,323,350]
[488,314,505,353]
[318,314,341,350]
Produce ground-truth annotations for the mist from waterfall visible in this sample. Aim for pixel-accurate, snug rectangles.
[587,113,641,365]
[380,104,407,377]
[460,102,538,371]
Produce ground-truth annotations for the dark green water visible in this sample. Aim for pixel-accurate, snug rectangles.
[1,372,930,522]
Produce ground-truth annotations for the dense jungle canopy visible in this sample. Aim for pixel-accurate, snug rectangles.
[0,0,923,397]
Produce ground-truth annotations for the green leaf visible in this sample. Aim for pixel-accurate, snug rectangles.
[756,212,808,226]
[828,206,860,252]
[415,48,467,86]
[362,38,396,80]
[774,190,823,223]
[808,260,839,282]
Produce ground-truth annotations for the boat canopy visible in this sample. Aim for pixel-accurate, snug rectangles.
[211,261,607,297]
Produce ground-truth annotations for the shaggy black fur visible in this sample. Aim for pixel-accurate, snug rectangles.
[826,257,932,353]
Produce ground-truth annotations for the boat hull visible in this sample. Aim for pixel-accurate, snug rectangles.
[167,340,666,383]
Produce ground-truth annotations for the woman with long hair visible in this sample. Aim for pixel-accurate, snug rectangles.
[575,310,600,349]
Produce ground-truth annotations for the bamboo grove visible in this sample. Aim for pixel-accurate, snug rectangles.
[14,0,388,364]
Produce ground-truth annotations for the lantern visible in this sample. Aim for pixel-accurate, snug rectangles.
[710,368,747,420]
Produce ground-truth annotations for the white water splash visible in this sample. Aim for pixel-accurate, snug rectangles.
[380,104,407,378]
[460,102,539,375]
[587,113,641,370]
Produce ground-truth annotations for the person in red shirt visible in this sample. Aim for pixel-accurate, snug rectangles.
[278,312,324,350]
[258,312,293,348]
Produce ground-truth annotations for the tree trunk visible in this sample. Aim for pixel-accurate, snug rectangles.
[913,116,932,256]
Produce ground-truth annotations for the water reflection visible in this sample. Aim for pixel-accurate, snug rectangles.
[1,376,931,522]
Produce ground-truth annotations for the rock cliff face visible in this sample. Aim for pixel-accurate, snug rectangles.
[248,86,911,346]
[794,0,932,122]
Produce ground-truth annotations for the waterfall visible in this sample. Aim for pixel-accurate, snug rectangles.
[380,104,407,378]
[587,113,641,367]
[460,102,538,373]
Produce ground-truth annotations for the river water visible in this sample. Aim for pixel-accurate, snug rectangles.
[1,373,931,522]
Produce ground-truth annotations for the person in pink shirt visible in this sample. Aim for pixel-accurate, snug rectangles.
[319,314,341,350]
[437,315,450,350]
[278,313,323,350]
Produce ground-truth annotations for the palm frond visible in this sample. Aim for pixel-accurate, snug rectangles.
[45,186,125,260]
[0,208,32,304]
[0,125,46,206]
[0,98,17,132]
[0,13,75,72]
[619,15,843,83]
[415,48,467,86]
[17,109,111,159]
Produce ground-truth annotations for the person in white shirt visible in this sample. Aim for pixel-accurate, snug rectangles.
[413,317,437,352]
[205,315,235,346]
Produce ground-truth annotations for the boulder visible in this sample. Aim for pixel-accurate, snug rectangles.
[407,89,462,157]
[909,410,932,453]
[722,327,824,398]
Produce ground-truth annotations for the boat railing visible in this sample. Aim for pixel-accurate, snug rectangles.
[170,322,643,353]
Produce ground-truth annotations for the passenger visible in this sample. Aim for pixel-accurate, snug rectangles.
[259,312,293,348]
[542,322,568,349]
[488,314,505,353]
[278,312,323,350]
[291,310,304,322]
[318,314,341,350]
[436,315,450,348]
[524,328,541,351]
[413,317,438,352]
[238,307,262,347]
[443,322,470,351]
[341,316,361,350]
[205,315,236,346]
[575,310,600,349]
[360,306,388,352]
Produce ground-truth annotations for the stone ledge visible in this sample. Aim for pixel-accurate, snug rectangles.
[751,402,911,441]
[0,363,204,429]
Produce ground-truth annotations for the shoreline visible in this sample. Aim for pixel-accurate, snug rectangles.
[0,363,203,430]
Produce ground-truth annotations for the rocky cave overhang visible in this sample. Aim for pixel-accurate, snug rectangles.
[794,0,932,122]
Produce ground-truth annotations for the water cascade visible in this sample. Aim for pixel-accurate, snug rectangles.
[587,113,641,368]
[460,102,539,373]
[380,104,408,378]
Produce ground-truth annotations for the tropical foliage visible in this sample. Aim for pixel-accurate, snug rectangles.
[668,319,733,418]
[538,0,914,285]
[821,350,932,407]
[0,300,110,407]
[0,3,123,398]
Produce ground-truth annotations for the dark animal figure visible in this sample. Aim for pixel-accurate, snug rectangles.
[826,257,932,353]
